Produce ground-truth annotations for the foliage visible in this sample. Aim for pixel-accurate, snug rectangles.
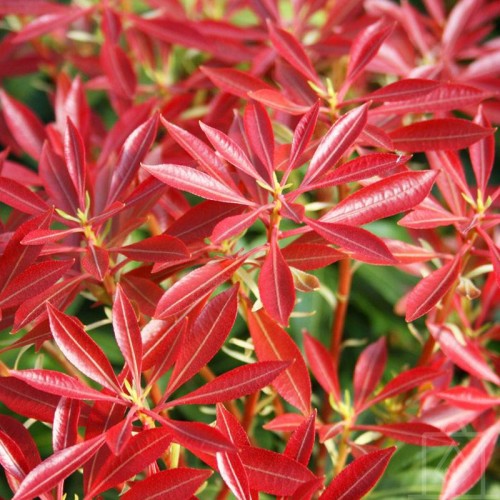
[0,0,499,498]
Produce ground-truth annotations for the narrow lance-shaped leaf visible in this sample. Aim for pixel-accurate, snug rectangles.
[247,307,311,415]
[258,236,296,326]
[322,170,438,226]
[52,398,80,452]
[390,118,493,152]
[165,361,289,407]
[211,207,266,244]
[348,78,440,103]
[142,163,251,205]
[469,106,494,194]
[217,451,252,500]
[248,89,310,115]
[12,434,106,500]
[284,410,317,466]
[319,447,396,499]
[0,177,49,215]
[117,234,189,263]
[47,304,121,393]
[406,254,461,322]
[87,428,173,498]
[282,242,344,271]
[81,243,109,281]
[354,337,387,409]
[64,117,86,209]
[434,387,500,411]
[101,41,137,99]
[166,285,239,395]
[301,103,368,187]
[121,468,213,500]
[0,430,31,481]
[441,421,500,500]
[113,285,142,389]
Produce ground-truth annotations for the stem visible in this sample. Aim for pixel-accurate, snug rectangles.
[241,391,259,435]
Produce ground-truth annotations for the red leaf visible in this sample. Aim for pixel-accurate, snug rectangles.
[21,228,82,245]
[353,337,387,410]
[442,0,482,57]
[0,421,37,481]
[435,387,500,411]
[107,114,159,205]
[101,41,136,99]
[354,423,455,446]
[12,434,106,500]
[319,447,395,499]
[351,78,440,103]
[9,370,123,403]
[0,177,49,214]
[428,323,500,385]
[240,447,317,496]
[390,119,494,151]
[217,451,252,500]
[113,285,142,387]
[284,410,317,465]
[343,19,395,91]
[142,163,251,205]
[365,367,442,410]
[263,413,307,432]
[121,468,212,500]
[441,421,500,500]
[0,90,46,159]
[244,101,275,184]
[117,234,189,263]
[470,106,495,194]
[258,237,296,326]
[52,398,80,452]
[0,259,73,309]
[247,307,311,415]
[268,22,321,85]
[406,255,461,322]
[120,274,163,317]
[281,243,344,271]
[322,170,438,226]
[167,285,239,394]
[47,304,121,393]
[211,207,265,244]
[81,243,109,281]
[302,103,368,186]
[64,117,86,208]
[248,89,310,115]
[0,1,69,15]
[87,428,172,498]
[306,219,396,265]
[303,332,340,401]
[155,257,244,319]
[166,361,289,407]
[201,66,274,99]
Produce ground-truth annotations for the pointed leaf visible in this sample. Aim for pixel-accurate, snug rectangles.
[406,255,461,322]
[52,398,80,452]
[81,243,109,281]
[247,307,311,415]
[217,451,252,500]
[441,422,500,500]
[167,285,239,394]
[303,332,340,401]
[47,304,121,392]
[470,106,494,194]
[155,257,244,319]
[64,117,86,208]
[306,219,395,265]
[354,337,387,409]
[113,285,142,386]
[211,207,265,244]
[0,177,49,214]
[117,234,189,263]
[166,361,289,406]
[435,387,500,411]
[143,163,251,205]
[258,238,296,326]
[12,434,106,500]
[319,447,395,499]
[216,403,251,447]
[351,78,440,103]
[101,41,136,98]
[248,89,310,115]
[87,428,172,498]
[121,468,212,500]
[428,323,500,385]
[390,118,493,151]
[284,410,316,465]
[322,170,438,226]
[302,104,368,186]
[288,101,320,172]
[281,243,344,271]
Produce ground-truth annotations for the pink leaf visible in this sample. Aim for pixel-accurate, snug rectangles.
[441,421,500,500]
[87,428,173,498]
[64,117,86,208]
[240,447,317,496]
[113,285,142,386]
[435,387,500,411]
[248,89,310,115]
[406,255,461,322]
[302,103,368,186]
[303,332,340,401]
[247,307,311,415]
[390,118,493,151]
[12,434,106,500]
[166,361,289,407]
[142,163,251,205]
[428,323,500,385]
[117,234,189,263]
[101,41,136,98]
[258,237,296,326]
[167,285,239,394]
[351,78,440,103]
[319,447,396,499]
[353,423,455,446]
[47,304,121,393]
[353,337,387,409]
[469,106,495,194]
[306,219,396,265]
[121,468,212,500]
[322,170,438,226]
[155,257,244,319]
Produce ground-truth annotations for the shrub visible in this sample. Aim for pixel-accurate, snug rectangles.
[0,0,498,499]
